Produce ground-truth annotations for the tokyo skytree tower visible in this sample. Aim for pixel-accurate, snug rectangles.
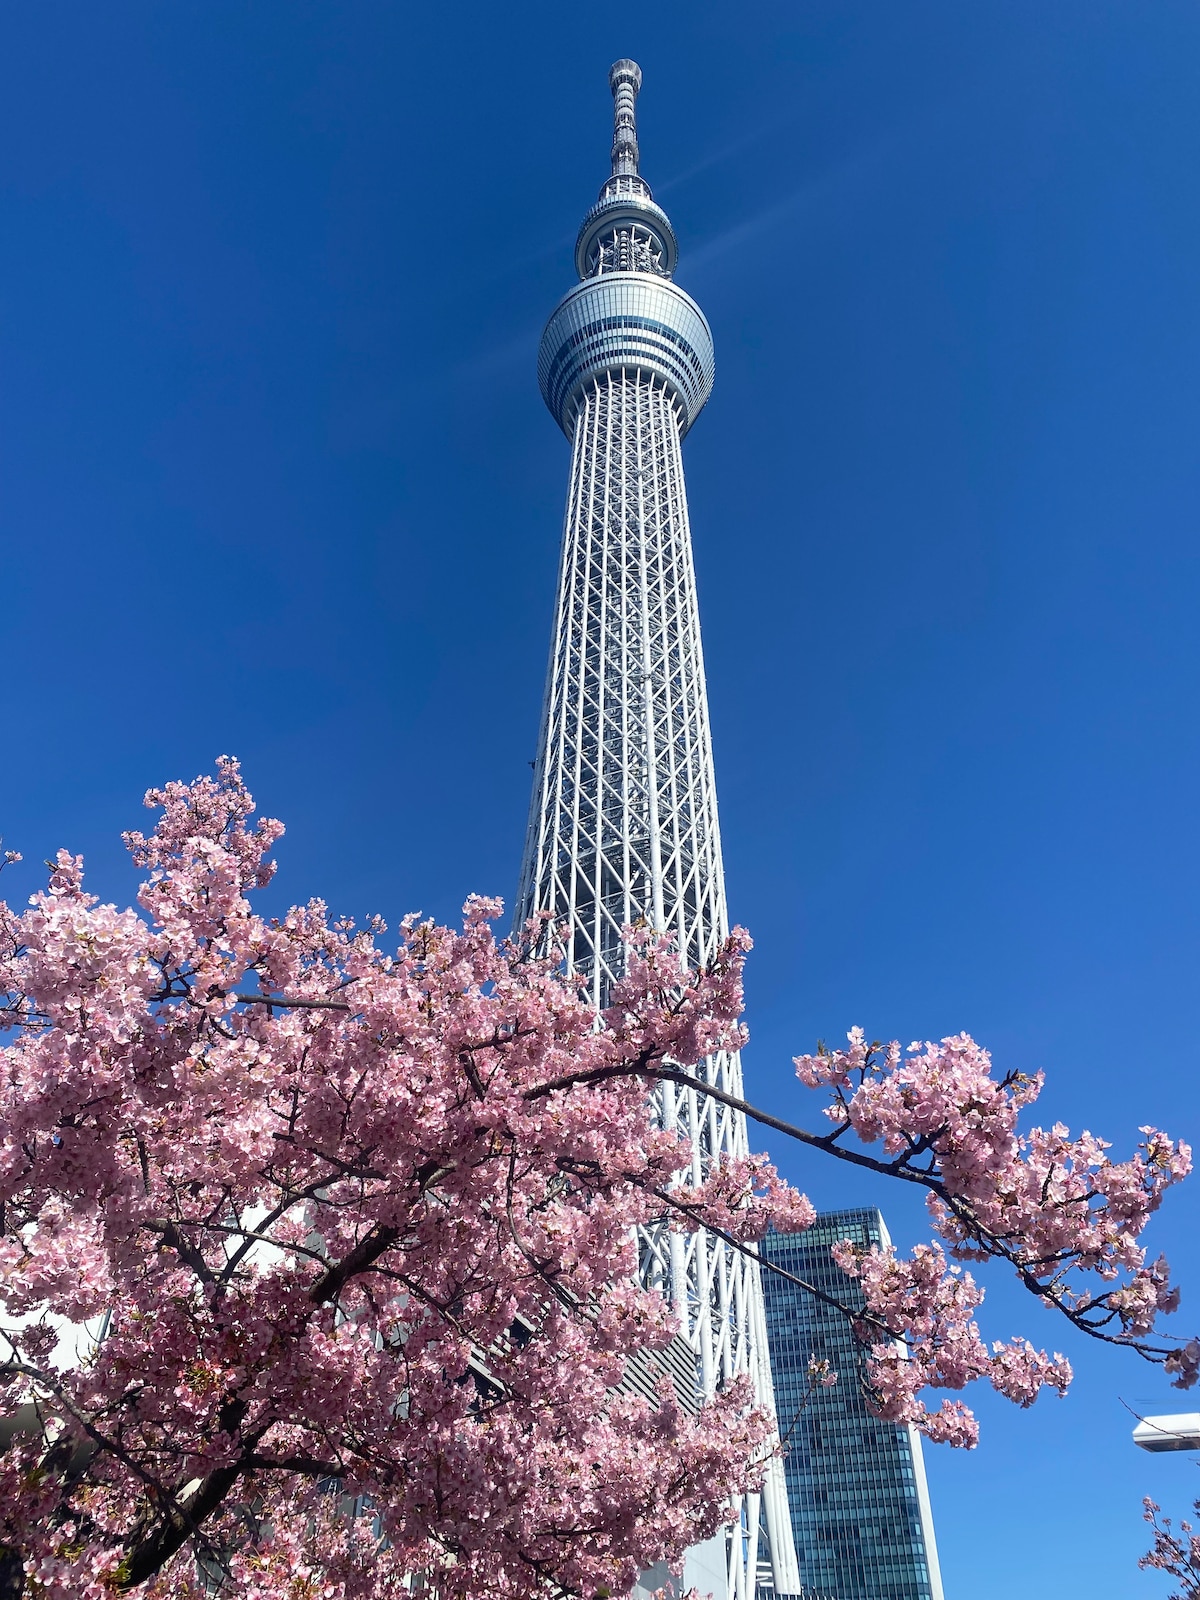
[516,62,801,1600]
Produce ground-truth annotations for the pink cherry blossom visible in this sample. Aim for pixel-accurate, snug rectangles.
[0,763,1193,1595]
[1142,1498,1200,1599]
[0,763,776,1596]
[805,1355,837,1390]
[793,1028,1193,1439]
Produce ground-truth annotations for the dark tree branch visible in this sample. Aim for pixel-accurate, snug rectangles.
[526,1061,942,1190]
[231,994,351,1011]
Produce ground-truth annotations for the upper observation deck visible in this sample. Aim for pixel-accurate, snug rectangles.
[538,60,715,437]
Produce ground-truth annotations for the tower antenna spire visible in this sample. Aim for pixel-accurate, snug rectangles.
[608,59,642,176]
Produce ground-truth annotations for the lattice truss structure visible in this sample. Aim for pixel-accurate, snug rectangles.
[517,388,798,1597]
[519,375,722,992]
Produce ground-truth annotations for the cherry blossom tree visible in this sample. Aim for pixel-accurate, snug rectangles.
[0,760,1194,1598]
[1142,1497,1200,1598]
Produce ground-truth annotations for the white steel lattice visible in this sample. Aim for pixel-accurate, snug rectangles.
[516,364,800,1600]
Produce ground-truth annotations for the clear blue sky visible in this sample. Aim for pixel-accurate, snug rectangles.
[3,4,1198,1594]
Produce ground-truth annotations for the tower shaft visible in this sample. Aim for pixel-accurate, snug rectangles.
[518,371,723,994]
[518,64,800,1600]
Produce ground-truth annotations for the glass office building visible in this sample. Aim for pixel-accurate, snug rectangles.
[759,1211,945,1600]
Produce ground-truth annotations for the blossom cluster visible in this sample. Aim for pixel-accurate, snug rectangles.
[796,1028,1194,1440]
[1142,1498,1200,1600]
[0,762,777,1599]
[831,1238,1071,1446]
[0,762,1193,1595]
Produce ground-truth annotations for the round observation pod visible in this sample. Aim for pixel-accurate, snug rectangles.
[537,273,715,438]
[574,188,678,280]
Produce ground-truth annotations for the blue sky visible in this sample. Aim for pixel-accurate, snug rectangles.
[3,3,1199,1594]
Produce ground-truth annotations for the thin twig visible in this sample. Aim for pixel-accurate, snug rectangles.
[231,994,351,1011]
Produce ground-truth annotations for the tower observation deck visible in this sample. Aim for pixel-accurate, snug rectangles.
[517,62,800,1600]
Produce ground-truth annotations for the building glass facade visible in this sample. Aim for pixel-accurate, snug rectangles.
[759,1211,945,1600]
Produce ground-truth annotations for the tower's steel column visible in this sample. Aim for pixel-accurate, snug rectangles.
[517,62,800,1600]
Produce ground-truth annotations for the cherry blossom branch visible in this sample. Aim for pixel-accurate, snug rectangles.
[117,1415,266,1592]
[528,1053,1193,1372]
[306,1223,401,1306]
[776,1356,839,1448]
[526,1060,941,1186]
[231,994,351,1011]
[0,1352,236,1588]
[1141,1498,1200,1598]
[648,1184,891,1337]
